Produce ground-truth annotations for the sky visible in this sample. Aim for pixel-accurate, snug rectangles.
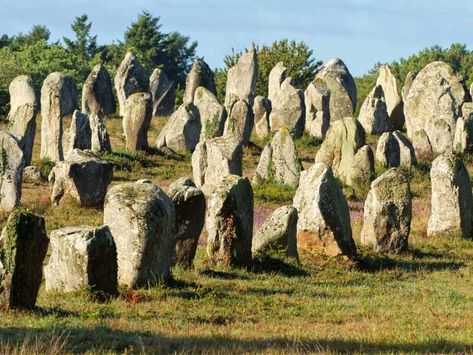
[0,0,472,76]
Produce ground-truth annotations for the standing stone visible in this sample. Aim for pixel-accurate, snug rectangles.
[404,61,468,155]
[361,168,412,253]
[253,130,302,186]
[315,117,374,191]
[253,96,271,140]
[156,103,201,153]
[376,130,416,168]
[206,175,253,267]
[104,180,176,288]
[82,64,115,117]
[293,162,357,259]
[268,62,304,137]
[401,71,415,101]
[304,79,330,139]
[114,52,149,116]
[194,87,226,141]
[412,129,433,163]
[314,58,356,122]
[90,113,112,153]
[192,135,242,192]
[252,206,298,259]
[123,92,152,152]
[23,166,46,184]
[224,48,257,106]
[64,110,91,158]
[44,225,117,295]
[376,65,404,130]
[0,131,25,212]
[183,59,216,105]
[0,210,48,309]
[49,149,113,206]
[8,75,38,113]
[223,99,252,146]
[40,72,77,161]
[427,154,473,238]
[168,178,206,269]
[149,68,174,117]
[454,103,473,153]
[358,85,392,135]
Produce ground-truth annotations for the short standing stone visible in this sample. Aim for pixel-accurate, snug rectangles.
[7,104,37,166]
[64,110,91,158]
[361,168,412,253]
[114,52,149,116]
[223,99,252,146]
[429,118,453,156]
[0,131,25,212]
[304,79,330,139]
[123,92,152,152]
[0,210,48,309]
[412,129,433,163]
[44,225,117,295]
[252,206,298,259]
[149,68,174,117]
[194,87,226,141]
[40,72,77,161]
[206,175,253,267]
[156,103,201,152]
[183,59,216,105]
[49,149,113,206]
[253,130,302,186]
[104,180,176,288]
[82,64,115,117]
[168,178,206,268]
[253,96,271,139]
[358,85,392,135]
[224,48,257,106]
[454,103,473,153]
[90,113,112,153]
[427,154,473,238]
[293,162,357,259]
[376,65,404,130]
[376,130,416,168]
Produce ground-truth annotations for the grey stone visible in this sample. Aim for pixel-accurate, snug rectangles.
[401,71,415,102]
[7,103,36,166]
[22,166,46,184]
[358,85,392,135]
[0,131,25,212]
[8,75,38,113]
[454,103,473,153]
[194,87,226,141]
[64,110,91,158]
[82,64,115,117]
[253,96,271,140]
[123,92,152,152]
[183,59,216,105]
[90,113,112,153]
[223,99,252,146]
[224,48,257,106]
[304,79,330,139]
[376,65,404,130]
[149,68,174,117]
[375,130,416,168]
[412,129,433,163]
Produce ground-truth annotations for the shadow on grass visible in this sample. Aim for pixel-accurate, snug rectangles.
[0,326,471,353]
[100,150,158,170]
[200,269,249,280]
[252,256,309,277]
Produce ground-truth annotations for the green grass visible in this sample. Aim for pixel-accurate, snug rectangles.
[253,182,297,205]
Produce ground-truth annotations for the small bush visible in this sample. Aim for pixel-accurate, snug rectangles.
[295,133,322,148]
[253,182,297,205]
[38,157,55,178]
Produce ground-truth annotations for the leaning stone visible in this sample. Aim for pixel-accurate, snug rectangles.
[293,162,357,259]
[224,48,257,106]
[183,59,216,105]
[82,64,115,117]
[149,68,174,117]
[252,206,298,259]
[253,96,271,140]
[44,225,117,295]
[168,178,206,269]
[223,99,252,146]
[361,168,412,253]
[123,92,152,152]
[358,85,392,135]
[104,180,176,288]
[376,65,404,130]
[7,104,37,166]
[206,175,253,267]
[0,131,25,212]
[427,154,473,238]
[304,79,330,139]
[194,87,226,141]
[0,209,48,309]
[376,131,416,168]
[49,149,112,206]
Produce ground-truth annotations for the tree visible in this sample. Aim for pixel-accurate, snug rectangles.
[63,14,98,61]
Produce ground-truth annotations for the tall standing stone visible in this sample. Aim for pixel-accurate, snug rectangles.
[206,175,253,267]
[223,99,252,146]
[194,87,226,141]
[361,168,412,253]
[114,53,148,116]
[358,85,392,135]
[123,92,152,152]
[0,131,25,212]
[427,154,473,238]
[376,65,404,130]
[40,72,77,161]
[8,75,38,113]
[104,180,176,288]
[183,59,216,105]
[304,79,330,139]
[224,48,257,106]
[253,96,271,139]
[401,71,415,102]
[168,178,206,268]
[268,62,304,137]
[314,58,356,122]
[293,162,357,259]
[82,64,115,117]
[375,130,416,168]
[149,68,174,117]
[0,210,49,309]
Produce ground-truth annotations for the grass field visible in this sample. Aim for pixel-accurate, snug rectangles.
[1,116,473,354]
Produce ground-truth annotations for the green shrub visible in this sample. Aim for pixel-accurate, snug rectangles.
[253,182,296,205]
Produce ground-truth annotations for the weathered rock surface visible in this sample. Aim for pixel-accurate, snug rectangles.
[114,52,148,116]
[401,71,415,101]
[104,180,176,288]
[293,162,357,259]
[156,103,201,152]
[427,154,473,238]
[224,48,257,106]
[252,206,298,259]
[8,75,38,113]
[194,87,226,141]
[253,96,271,139]
[376,65,404,130]
[454,103,473,153]
[82,64,115,117]
[183,59,216,105]
[304,79,330,139]
[22,166,46,184]
[7,103,37,166]
[268,62,304,137]
[0,210,48,309]
[44,225,117,295]
[223,99,252,146]
[253,130,302,186]
[375,130,416,168]
[65,111,91,157]
[314,58,356,122]
[358,85,392,135]
[123,92,152,152]
[149,68,174,117]
[168,178,206,268]
[206,175,253,267]
[49,149,113,206]
[90,113,112,153]
[412,129,433,163]
[40,72,77,161]
[361,168,412,253]
[0,131,25,212]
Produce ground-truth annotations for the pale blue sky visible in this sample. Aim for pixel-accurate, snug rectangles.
[0,0,472,76]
